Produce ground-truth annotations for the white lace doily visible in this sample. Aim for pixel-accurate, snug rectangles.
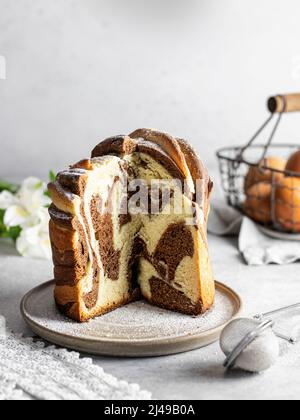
[0,332,151,400]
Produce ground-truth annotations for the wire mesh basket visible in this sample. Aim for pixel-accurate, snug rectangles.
[217,94,300,234]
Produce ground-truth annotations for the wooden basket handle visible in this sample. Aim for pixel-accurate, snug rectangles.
[268,93,300,113]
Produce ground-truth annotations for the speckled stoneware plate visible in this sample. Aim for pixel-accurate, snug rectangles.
[259,225,300,242]
[21,280,242,357]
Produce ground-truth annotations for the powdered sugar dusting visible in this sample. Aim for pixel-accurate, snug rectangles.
[24,282,238,342]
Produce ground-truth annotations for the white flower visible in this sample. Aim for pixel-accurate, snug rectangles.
[1,177,51,229]
[4,205,29,228]
[16,208,52,260]
[17,177,51,215]
[0,177,52,260]
[0,190,18,210]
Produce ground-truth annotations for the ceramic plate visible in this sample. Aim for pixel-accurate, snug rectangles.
[259,225,300,242]
[21,280,242,357]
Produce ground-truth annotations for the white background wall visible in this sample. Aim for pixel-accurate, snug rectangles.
[1,0,300,180]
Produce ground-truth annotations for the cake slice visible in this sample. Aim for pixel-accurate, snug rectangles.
[48,129,215,322]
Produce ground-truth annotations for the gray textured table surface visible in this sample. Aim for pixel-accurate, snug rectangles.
[1,235,300,400]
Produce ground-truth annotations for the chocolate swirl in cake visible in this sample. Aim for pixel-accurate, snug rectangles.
[131,223,194,284]
[49,160,125,307]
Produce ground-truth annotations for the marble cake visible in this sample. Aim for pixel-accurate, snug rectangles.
[48,129,215,322]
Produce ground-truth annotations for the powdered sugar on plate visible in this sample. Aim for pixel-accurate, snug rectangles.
[22,281,240,344]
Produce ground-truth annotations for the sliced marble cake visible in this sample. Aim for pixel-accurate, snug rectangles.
[48,129,215,322]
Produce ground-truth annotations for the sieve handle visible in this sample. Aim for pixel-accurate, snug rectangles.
[268,93,300,113]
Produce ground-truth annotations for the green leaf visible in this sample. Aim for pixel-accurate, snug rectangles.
[0,209,22,242]
[45,170,56,202]
[0,179,19,194]
[1,226,22,241]
[34,181,44,190]
[0,209,5,229]
[49,170,56,183]
[8,225,22,241]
